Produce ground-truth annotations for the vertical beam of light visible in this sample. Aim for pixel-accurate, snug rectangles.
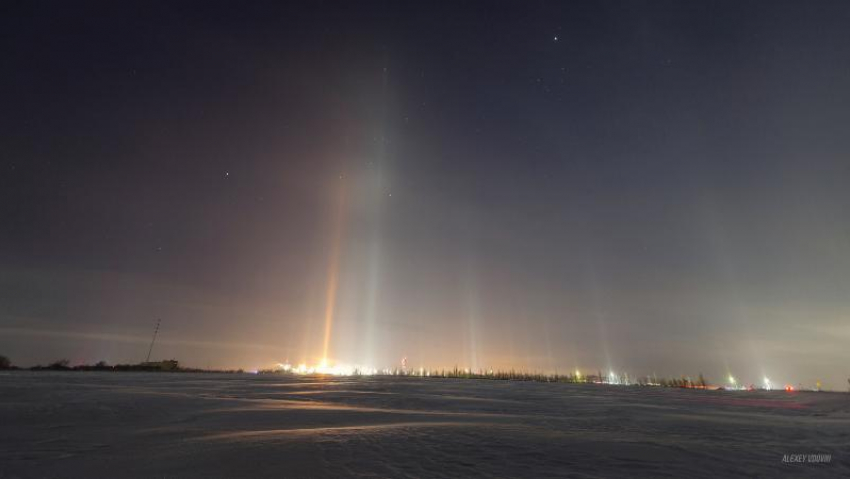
[506,318,517,368]
[563,301,579,379]
[361,239,381,367]
[360,142,385,369]
[698,196,766,383]
[321,180,347,364]
[298,273,322,365]
[584,254,614,375]
[361,57,390,368]
[465,294,480,373]
[543,315,554,373]
[463,269,481,373]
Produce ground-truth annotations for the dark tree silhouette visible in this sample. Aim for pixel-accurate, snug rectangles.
[49,359,70,370]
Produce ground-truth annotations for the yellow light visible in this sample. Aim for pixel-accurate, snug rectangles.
[282,360,374,376]
[321,180,347,367]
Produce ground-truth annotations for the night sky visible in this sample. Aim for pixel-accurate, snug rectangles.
[2,1,849,388]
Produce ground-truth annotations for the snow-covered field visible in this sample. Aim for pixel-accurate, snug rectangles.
[0,372,847,478]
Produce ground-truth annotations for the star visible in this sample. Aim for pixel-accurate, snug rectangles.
[553,35,559,42]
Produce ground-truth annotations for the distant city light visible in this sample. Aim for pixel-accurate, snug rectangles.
[277,361,376,376]
[262,362,827,393]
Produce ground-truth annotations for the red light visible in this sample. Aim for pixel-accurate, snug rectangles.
[785,384,794,392]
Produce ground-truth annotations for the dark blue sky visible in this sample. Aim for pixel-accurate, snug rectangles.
[1,1,849,388]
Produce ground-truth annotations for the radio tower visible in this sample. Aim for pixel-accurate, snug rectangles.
[145,319,161,363]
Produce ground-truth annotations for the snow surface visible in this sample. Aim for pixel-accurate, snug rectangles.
[1,372,848,478]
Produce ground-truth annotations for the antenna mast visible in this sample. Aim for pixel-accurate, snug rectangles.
[145,319,161,363]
